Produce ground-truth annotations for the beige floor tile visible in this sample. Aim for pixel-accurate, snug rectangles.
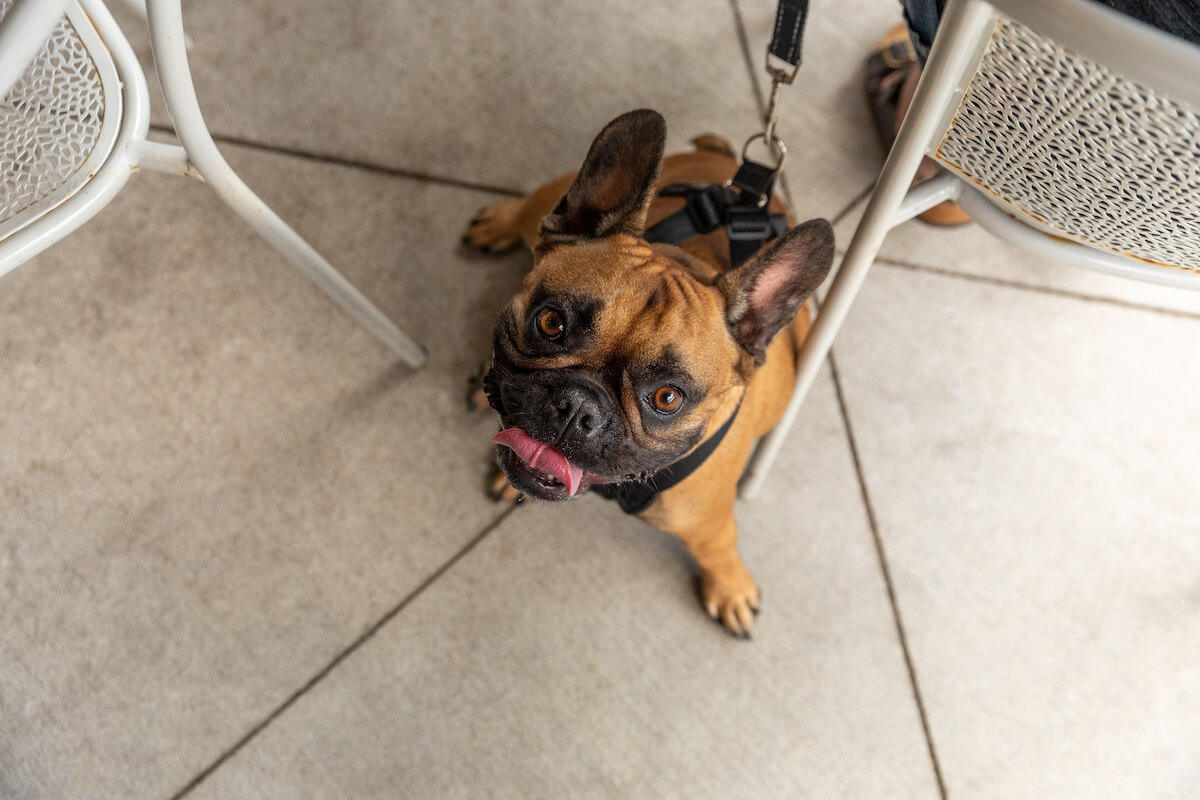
[112,0,761,193]
[183,369,939,800]
[734,0,900,222]
[0,143,528,799]
[832,195,1200,317]
[831,265,1200,799]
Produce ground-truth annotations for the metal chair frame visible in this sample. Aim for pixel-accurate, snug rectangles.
[0,0,426,367]
[740,0,1200,498]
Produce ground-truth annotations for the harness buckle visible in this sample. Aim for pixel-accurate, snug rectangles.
[726,206,776,241]
[686,185,727,232]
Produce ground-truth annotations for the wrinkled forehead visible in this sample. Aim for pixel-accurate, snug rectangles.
[519,239,737,381]
[524,237,656,298]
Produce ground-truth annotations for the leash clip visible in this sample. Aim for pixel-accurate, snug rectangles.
[765,51,801,86]
[748,0,807,179]
[739,55,794,187]
[729,71,787,209]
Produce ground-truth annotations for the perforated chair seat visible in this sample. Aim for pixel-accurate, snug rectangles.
[0,0,120,244]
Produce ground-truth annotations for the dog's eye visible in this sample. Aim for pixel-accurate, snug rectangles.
[536,309,565,340]
[649,385,684,414]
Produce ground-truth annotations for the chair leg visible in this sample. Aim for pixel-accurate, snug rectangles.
[738,0,995,500]
[737,183,906,500]
[0,0,72,100]
[143,0,427,368]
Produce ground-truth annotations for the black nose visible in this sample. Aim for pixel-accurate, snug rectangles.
[549,384,609,439]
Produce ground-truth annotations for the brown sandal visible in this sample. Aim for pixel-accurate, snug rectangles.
[865,23,970,227]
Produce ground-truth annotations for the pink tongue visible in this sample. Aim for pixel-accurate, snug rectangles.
[492,428,584,497]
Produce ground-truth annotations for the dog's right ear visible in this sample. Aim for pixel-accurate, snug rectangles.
[539,109,666,243]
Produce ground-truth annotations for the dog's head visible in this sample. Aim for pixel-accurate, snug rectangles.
[487,109,834,501]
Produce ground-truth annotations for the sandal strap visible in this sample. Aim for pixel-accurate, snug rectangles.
[880,37,917,70]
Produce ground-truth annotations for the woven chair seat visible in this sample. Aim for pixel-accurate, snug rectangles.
[935,19,1200,272]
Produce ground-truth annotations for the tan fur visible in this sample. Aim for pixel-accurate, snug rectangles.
[467,140,813,636]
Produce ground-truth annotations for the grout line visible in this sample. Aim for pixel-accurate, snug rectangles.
[826,351,950,800]
[777,168,796,212]
[831,183,873,227]
[147,123,526,198]
[165,505,521,800]
[729,0,767,113]
[728,1,875,223]
[873,256,1200,322]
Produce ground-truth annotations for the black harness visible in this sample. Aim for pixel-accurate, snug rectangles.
[594,0,811,514]
[646,162,789,268]
[593,399,743,514]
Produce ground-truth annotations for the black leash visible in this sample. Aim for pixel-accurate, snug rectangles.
[769,0,809,70]
[642,0,809,268]
[596,0,810,514]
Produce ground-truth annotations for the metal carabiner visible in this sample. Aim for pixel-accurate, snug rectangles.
[747,48,799,181]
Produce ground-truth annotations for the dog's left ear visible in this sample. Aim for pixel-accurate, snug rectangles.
[540,109,666,241]
[717,219,835,362]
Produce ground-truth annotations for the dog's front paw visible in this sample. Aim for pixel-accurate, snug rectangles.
[463,198,524,254]
[489,467,523,504]
[698,561,761,638]
[466,363,492,413]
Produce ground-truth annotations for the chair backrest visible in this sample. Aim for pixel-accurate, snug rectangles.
[929,0,1200,274]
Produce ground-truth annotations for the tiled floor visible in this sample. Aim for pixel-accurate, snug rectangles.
[3,2,1199,799]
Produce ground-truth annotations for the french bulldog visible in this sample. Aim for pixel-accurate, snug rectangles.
[464,109,834,636]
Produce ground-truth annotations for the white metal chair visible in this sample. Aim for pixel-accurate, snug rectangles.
[0,0,427,368]
[740,0,1200,498]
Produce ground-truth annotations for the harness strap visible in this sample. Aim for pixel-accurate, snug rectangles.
[644,176,788,267]
[593,399,743,514]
